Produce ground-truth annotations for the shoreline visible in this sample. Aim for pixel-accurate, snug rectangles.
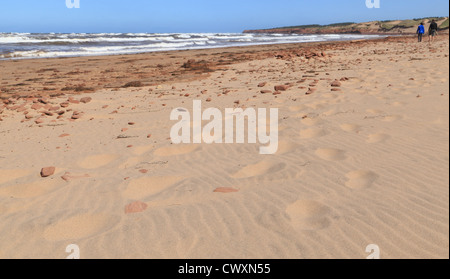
[1,34,392,62]
[0,34,416,99]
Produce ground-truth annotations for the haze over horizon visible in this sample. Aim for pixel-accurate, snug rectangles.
[0,0,449,33]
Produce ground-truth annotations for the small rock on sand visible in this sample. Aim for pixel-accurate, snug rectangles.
[274,85,289,91]
[125,201,148,214]
[214,187,239,193]
[331,80,342,87]
[258,82,267,87]
[80,97,92,104]
[41,167,56,177]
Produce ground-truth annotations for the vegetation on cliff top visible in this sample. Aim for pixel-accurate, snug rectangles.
[244,16,449,34]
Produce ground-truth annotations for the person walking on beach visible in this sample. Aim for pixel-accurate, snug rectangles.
[417,22,425,42]
[428,19,438,43]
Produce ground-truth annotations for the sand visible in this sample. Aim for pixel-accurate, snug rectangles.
[0,35,448,259]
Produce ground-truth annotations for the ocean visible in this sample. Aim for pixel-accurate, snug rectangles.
[0,32,384,60]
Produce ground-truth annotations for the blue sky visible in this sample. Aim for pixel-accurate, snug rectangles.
[0,0,448,33]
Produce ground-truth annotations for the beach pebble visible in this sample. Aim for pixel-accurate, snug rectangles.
[40,167,56,177]
[274,85,289,91]
[80,97,92,104]
[38,98,48,104]
[68,98,80,104]
[71,112,82,119]
[31,104,43,110]
[258,82,267,87]
[331,80,342,87]
[125,201,148,214]
[306,88,316,95]
[214,187,239,193]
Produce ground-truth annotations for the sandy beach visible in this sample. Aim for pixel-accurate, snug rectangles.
[0,34,448,259]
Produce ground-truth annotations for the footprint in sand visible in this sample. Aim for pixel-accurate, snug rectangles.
[0,169,31,185]
[345,170,379,189]
[383,115,403,122]
[392,102,406,107]
[78,154,118,169]
[0,179,62,199]
[340,124,361,133]
[323,109,339,117]
[301,117,324,127]
[366,109,384,114]
[286,200,331,231]
[300,128,328,139]
[132,145,154,156]
[124,176,184,200]
[366,133,390,143]
[154,145,199,157]
[275,141,301,155]
[315,148,346,161]
[306,103,326,110]
[289,105,307,112]
[0,204,7,215]
[43,213,119,241]
[231,160,286,179]
[119,157,143,169]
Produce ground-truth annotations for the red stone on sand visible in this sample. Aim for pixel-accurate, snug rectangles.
[40,167,56,177]
[258,82,267,87]
[331,80,342,87]
[214,187,239,193]
[80,97,92,104]
[125,201,148,214]
[274,85,289,91]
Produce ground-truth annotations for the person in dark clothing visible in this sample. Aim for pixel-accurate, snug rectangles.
[417,22,425,42]
[429,19,438,43]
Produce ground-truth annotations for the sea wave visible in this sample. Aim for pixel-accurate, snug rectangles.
[0,32,384,60]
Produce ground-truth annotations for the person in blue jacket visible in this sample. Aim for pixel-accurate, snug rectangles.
[417,22,425,42]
